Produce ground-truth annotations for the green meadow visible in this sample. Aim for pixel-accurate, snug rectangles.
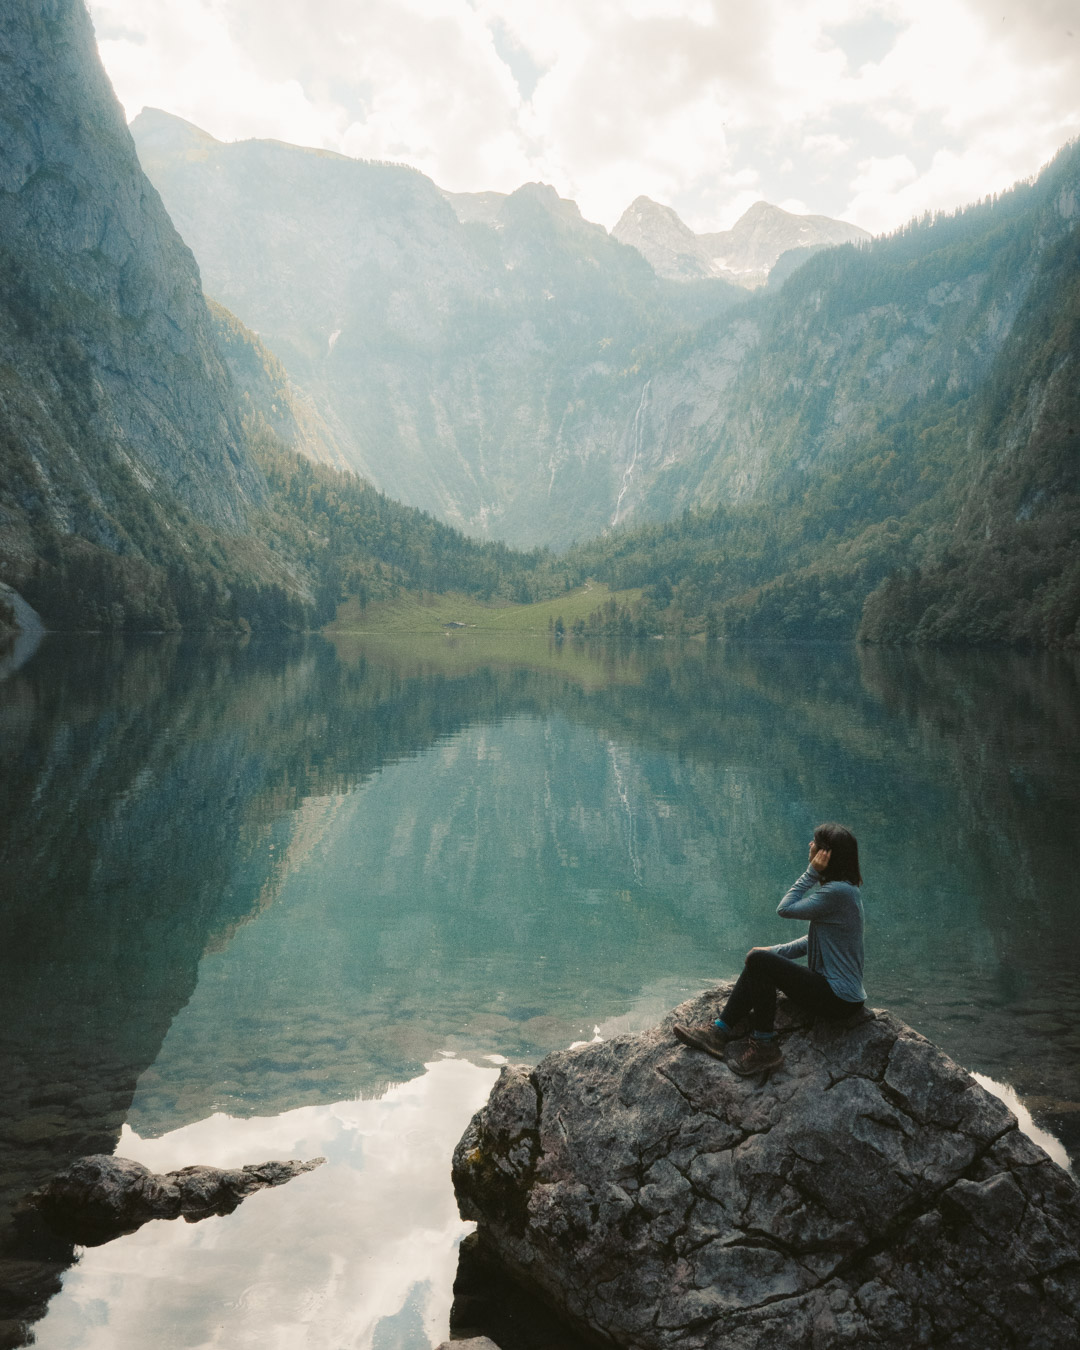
[328,583,643,635]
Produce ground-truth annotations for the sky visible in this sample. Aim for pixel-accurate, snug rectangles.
[88,0,1080,236]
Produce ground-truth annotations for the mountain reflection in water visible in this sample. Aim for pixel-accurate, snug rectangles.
[1,634,1078,1347]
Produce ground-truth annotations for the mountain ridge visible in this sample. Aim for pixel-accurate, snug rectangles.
[127,104,1080,647]
[131,107,743,548]
[612,194,870,286]
[2,7,1077,647]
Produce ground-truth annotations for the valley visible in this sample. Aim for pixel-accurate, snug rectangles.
[1,1,1078,647]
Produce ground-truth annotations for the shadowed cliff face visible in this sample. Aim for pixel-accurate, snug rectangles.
[0,1,267,624]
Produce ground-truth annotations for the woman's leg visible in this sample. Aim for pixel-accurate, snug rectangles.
[720,950,851,1032]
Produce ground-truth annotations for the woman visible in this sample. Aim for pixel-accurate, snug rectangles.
[673,822,866,1077]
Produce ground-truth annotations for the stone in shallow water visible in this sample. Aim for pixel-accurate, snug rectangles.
[452,985,1080,1350]
[33,1154,324,1246]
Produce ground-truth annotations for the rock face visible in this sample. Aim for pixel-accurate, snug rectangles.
[34,1154,324,1245]
[207,298,350,471]
[610,197,715,283]
[130,109,741,549]
[0,0,271,624]
[453,987,1080,1349]
[0,2,262,538]
[697,200,870,287]
[612,197,870,288]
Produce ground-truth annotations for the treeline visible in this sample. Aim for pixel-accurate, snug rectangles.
[22,523,314,634]
[249,423,574,611]
[566,462,1078,649]
[560,141,1080,649]
[17,418,584,633]
[860,515,1080,647]
[13,138,1080,644]
[562,491,913,643]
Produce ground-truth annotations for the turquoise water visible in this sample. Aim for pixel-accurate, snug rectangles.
[1,635,1078,1347]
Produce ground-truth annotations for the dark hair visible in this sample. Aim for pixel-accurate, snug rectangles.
[814,822,862,886]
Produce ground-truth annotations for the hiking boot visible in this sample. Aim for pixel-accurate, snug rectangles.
[727,1036,783,1077]
[673,1022,739,1060]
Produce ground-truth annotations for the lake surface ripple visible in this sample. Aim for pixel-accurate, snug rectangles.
[1,634,1078,1347]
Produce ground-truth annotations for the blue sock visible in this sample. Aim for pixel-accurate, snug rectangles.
[752,1029,777,1041]
[713,1018,732,1032]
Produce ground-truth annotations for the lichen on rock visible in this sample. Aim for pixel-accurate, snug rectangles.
[452,985,1080,1349]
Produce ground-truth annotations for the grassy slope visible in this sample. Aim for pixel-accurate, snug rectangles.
[328,583,643,634]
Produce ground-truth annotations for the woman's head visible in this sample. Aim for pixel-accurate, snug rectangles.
[811,822,862,886]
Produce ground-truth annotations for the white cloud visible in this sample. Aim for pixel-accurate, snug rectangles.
[33,1060,499,1349]
[92,0,344,148]
[89,0,1080,235]
[803,133,853,159]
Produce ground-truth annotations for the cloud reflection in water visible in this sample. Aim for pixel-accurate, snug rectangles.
[32,1058,498,1350]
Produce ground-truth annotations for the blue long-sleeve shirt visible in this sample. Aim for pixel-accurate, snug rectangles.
[769,866,866,1003]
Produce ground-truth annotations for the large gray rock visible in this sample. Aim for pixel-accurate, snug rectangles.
[453,987,1080,1349]
[34,1154,324,1245]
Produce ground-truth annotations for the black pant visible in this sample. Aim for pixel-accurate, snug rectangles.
[719,949,861,1033]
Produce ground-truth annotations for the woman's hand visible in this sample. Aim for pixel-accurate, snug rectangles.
[809,846,831,873]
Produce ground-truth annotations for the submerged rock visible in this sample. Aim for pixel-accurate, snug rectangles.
[452,987,1080,1349]
[34,1154,324,1245]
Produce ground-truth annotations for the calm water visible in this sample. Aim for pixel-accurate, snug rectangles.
[1,633,1078,1347]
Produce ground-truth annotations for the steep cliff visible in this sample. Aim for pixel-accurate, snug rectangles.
[0,0,275,627]
[132,101,1078,634]
[131,109,741,548]
[573,142,1080,644]
[207,299,350,472]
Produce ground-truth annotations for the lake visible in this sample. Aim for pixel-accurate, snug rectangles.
[1,633,1078,1348]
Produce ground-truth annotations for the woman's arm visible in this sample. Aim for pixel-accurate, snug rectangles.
[776,866,844,920]
[768,935,808,960]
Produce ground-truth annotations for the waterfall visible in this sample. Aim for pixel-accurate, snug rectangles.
[612,378,651,527]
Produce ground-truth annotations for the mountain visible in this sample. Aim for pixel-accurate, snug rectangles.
[0,6,575,634]
[131,109,742,548]
[609,196,710,281]
[0,0,288,629]
[207,299,351,471]
[3,2,1076,646]
[127,104,1080,647]
[569,142,1080,645]
[612,196,870,287]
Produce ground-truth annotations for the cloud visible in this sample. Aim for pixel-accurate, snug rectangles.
[89,0,1080,234]
[35,1060,499,1349]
